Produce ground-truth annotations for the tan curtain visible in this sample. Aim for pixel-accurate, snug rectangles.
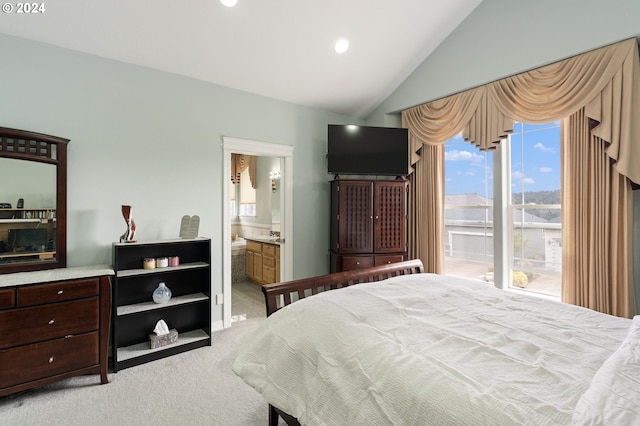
[231,154,257,188]
[401,91,483,273]
[407,144,444,273]
[402,38,640,317]
[561,108,634,317]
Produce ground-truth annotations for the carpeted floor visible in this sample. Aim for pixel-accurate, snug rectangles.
[0,281,268,426]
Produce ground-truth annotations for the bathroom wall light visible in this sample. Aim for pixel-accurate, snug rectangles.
[220,0,238,7]
[269,171,281,192]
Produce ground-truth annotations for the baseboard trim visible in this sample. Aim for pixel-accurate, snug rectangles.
[211,320,225,332]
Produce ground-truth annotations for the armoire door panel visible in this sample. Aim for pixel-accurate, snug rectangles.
[338,181,373,253]
[374,181,407,253]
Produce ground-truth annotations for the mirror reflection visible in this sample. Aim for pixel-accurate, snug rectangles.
[0,157,57,264]
[230,155,281,227]
[271,165,281,226]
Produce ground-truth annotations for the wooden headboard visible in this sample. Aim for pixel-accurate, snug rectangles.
[261,259,424,317]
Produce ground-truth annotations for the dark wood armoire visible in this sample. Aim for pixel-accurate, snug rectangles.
[329,179,408,272]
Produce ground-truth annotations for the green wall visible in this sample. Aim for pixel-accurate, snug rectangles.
[4,0,640,319]
[368,0,640,123]
[0,34,360,321]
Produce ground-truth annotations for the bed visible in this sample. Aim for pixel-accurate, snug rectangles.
[232,260,640,425]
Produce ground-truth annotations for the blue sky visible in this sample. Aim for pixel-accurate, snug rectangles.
[444,122,561,197]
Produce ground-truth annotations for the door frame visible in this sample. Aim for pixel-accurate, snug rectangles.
[222,136,294,328]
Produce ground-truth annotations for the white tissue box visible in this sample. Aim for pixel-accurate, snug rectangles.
[149,329,179,349]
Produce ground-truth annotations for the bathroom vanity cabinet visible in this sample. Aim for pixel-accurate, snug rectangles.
[245,239,280,285]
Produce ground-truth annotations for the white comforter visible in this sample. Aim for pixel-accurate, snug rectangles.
[233,274,631,425]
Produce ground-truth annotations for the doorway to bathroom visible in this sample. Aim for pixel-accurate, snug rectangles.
[222,137,294,329]
[229,154,280,323]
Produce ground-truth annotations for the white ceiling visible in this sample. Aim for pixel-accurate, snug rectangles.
[0,0,482,118]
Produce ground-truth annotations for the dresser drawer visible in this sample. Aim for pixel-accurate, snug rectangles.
[0,288,15,310]
[341,256,375,271]
[18,278,99,307]
[374,254,405,266]
[0,298,99,349]
[0,332,99,389]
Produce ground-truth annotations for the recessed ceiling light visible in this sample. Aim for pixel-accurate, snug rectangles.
[220,0,238,7]
[335,39,349,54]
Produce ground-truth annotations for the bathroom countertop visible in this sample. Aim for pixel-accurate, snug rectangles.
[244,237,282,246]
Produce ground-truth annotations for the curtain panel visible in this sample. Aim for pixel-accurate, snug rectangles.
[561,109,634,318]
[402,38,640,317]
[231,154,257,188]
[407,144,445,274]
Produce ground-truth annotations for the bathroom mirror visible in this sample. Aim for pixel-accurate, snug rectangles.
[270,158,281,229]
[0,127,69,274]
[271,172,281,225]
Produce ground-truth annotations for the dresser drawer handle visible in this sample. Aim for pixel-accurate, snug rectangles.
[49,356,55,363]
[57,290,64,295]
[48,319,55,325]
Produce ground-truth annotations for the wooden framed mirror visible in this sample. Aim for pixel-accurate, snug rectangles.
[0,127,69,274]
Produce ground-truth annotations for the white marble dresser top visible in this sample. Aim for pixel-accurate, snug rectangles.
[0,264,114,288]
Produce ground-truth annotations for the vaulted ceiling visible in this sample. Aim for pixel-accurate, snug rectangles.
[0,0,483,117]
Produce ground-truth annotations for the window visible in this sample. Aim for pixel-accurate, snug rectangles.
[444,136,494,282]
[230,182,237,217]
[508,122,561,297]
[444,122,561,298]
[231,167,256,217]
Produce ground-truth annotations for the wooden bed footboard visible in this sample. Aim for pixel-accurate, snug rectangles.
[261,259,424,317]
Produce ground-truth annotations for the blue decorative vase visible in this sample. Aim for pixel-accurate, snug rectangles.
[152,282,172,304]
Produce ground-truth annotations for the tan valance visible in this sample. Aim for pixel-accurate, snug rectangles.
[403,38,640,184]
[231,154,256,188]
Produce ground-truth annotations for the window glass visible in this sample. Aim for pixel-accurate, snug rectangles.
[239,167,256,217]
[444,122,561,298]
[509,122,561,297]
[444,135,494,282]
[230,183,237,217]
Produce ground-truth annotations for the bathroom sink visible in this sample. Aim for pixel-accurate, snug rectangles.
[252,236,280,242]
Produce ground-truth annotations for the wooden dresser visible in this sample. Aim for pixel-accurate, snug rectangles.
[329,179,408,272]
[0,265,113,397]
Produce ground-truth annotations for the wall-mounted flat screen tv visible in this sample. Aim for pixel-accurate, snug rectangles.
[327,124,409,176]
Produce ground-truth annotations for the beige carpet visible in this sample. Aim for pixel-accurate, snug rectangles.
[1,303,268,425]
